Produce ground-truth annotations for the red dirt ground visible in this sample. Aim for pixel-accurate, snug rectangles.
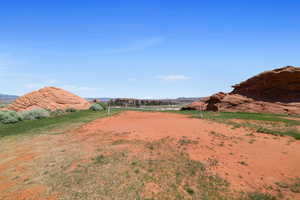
[74,111,300,197]
[1,111,300,199]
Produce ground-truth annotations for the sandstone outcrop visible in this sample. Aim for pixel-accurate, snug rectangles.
[7,87,90,111]
[232,66,300,102]
[183,66,300,115]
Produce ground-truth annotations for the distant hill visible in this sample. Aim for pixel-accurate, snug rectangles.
[0,94,18,103]
[86,97,201,103]
[86,97,112,102]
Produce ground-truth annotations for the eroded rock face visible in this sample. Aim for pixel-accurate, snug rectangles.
[184,66,300,115]
[232,66,300,102]
[206,93,300,115]
[7,87,90,111]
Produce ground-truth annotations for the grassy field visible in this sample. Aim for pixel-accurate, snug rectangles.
[0,109,120,139]
[162,110,300,140]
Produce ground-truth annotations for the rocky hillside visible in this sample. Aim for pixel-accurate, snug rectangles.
[232,66,300,102]
[183,66,300,115]
[7,87,90,111]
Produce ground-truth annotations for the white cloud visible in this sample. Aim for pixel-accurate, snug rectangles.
[157,75,191,81]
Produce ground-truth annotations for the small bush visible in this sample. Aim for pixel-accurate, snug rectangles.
[66,108,77,112]
[19,109,50,120]
[90,104,103,111]
[51,109,65,116]
[96,102,108,110]
[0,110,21,124]
[185,187,194,195]
[93,155,107,164]
[0,104,7,108]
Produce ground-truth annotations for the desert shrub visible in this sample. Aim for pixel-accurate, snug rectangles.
[0,110,21,124]
[97,102,108,110]
[90,103,103,111]
[0,104,7,108]
[247,192,277,200]
[66,108,77,112]
[19,109,50,120]
[51,109,65,116]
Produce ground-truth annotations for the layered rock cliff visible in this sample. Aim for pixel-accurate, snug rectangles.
[183,66,300,115]
[7,87,90,111]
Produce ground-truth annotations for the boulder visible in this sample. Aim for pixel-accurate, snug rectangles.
[7,87,90,111]
[181,101,207,111]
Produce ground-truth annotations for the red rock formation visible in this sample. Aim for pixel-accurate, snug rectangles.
[232,66,300,102]
[184,66,300,115]
[181,101,207,111]
[7,87,90,111]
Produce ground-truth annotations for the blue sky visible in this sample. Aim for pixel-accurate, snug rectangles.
[1,0,300,98]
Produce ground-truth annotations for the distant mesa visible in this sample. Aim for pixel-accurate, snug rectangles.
[7,87,90,111]
[0,94,18,103]
[183,66,300,115]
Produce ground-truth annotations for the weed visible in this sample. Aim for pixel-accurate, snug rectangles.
[131,161,138,166]
[185,187,194,195]
[178,139,198,145]
[239,161,248,166]
[288,178,300,193]
[247,192,277,200]
[248,139,256,144]
[93,155,107,164]
[275,182,289,188]
[112,139,130,145]
[207,158,218,167]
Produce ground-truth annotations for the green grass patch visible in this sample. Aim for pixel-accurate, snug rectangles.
[256,128,300,140]
[247,192,277,200]
[0,109,120,139]
[147,110,300,140]
[165,110,300,125]
[275,178,300,193]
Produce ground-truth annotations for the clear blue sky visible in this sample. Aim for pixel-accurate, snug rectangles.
[1,0,299,98]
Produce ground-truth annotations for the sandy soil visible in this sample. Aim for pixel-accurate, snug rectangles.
[75,111,300,197]
[0,111,299,199]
